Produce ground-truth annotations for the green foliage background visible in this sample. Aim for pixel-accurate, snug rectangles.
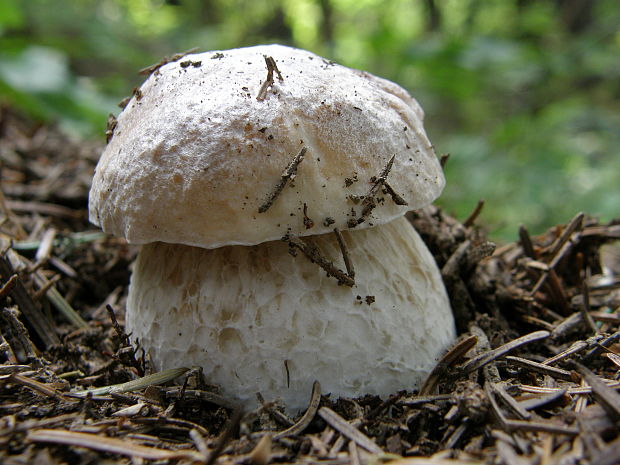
[1,0,618,240]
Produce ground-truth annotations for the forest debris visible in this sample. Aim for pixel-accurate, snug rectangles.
[258,147,306,213]
[457,330,550,376]
[138,48,199,75]
[274,381,321,439]
[333,228,355,280]
[27,429,205,461]
[256,55,284,101]
[353,154,396,227]
[0,251,60,346]
[463,200,485,228]
[318,407,383,454]
[284,235,354,286]
[70,367,189,397]
[573,362,620,422]
[504,356,575,381]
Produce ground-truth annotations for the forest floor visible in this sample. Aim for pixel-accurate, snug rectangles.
[1,106,619,465]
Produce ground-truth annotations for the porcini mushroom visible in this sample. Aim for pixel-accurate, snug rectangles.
[89,44,456,409]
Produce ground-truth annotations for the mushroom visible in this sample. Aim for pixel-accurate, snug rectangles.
[89,44,456,409]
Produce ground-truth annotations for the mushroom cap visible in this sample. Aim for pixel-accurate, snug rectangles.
[89,44,445,248]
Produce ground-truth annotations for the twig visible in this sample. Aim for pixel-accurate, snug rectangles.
[457,330,550,376]
[547,212,584,258]
[516,388,568,411]
[383,182,408,206]
[572,362,620,422]
[420,335,478,395]
[463,200,485,228]
[258,147,307,213]
[333,228,355,280]
[274,381,321,439]
[0,253,60,346]
[0,307,41,365]
[353,154,395,227]
[28,429,204,461]
[284,235,354,287]
[0,273,18,298]
[580,275,599,335]
[318,407,382,454]
[518,225,537,258]
[256,55,284,101]
[505,355,575,381]
[205,409,243,465]
[440,153,450,168]
[139,48,199,75]
[106,304,130,347]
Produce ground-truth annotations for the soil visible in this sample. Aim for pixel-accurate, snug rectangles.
[1,106,619,465]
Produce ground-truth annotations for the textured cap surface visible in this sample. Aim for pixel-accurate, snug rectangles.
[89,44,445,248]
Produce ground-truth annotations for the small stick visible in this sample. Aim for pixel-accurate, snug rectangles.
[458,330,550,376]
[547,211,584,258]
[204,409,243,465]
[518,225,537,258]
[463,199,485,228]
[580,273,599,335]
[139,48,199,75]
[318,407,382,454]
[383,182,408,206]
[258,147,307,213]
[106,304,130,347]
[333,228,355,280]
[284,235,354,287]
[440,154,450,168]
[274,381,321,439]
[0,273,18,298]
[420,335,478,395]
[256,55,283,101]
[573,362,620,422]
[356,154,396,226]
[0,307,41,366]
[504,356,575,381]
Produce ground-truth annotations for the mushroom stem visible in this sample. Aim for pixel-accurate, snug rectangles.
[126,216,455,410]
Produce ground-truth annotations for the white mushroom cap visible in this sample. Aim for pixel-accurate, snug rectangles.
[127,216,455,409]
[89,44,445,249]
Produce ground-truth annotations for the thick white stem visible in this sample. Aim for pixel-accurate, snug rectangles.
[127,216,455,409]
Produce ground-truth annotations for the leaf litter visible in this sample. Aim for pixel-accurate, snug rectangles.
[1,107,619,464]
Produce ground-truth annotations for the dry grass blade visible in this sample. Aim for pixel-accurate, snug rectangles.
[318,407,382,454]
[274,381,321,439]
[70,367,189,397]
[27,429,205,461]
[458,330,550,375]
